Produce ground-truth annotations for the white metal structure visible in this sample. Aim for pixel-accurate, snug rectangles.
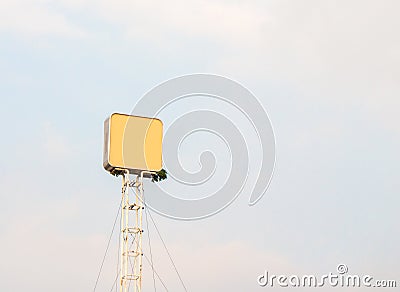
[120,171,153,292]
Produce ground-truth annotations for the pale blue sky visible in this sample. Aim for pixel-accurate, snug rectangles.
[0,1,399,291]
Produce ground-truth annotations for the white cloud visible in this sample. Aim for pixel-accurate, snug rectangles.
[133,234,296,291]
[0,0,268,44]
[0,206,108,291]
[0,0,87,38]
[42,122,72,160]
[93,0,267,45]
[212,1,400,133]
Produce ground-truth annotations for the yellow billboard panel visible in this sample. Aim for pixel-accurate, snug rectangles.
[103,113,163,175]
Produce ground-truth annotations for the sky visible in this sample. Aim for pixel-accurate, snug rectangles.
[0,0,399,291]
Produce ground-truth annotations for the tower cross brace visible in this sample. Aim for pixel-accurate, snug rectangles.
[119,171,151,292]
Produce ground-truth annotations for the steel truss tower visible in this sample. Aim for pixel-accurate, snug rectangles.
[119,171,151,292]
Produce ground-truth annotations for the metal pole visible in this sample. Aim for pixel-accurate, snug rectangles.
[120,172,128,292]
[119,172,145,292]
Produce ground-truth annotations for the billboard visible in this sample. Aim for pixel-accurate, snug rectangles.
[103,113,163,175]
